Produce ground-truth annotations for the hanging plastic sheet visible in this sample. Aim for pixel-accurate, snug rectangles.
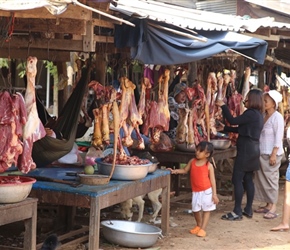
[114,20,268,65]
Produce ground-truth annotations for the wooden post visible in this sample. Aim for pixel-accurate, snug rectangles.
[56,61,68,113]
[258,65,265,90]
[188,61,197,87]
[83,17,95,52]
[94,53,106,84]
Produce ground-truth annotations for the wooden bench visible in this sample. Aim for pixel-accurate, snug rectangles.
[0,198,38,250]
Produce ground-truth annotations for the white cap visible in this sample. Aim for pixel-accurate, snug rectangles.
[266,90,282,109]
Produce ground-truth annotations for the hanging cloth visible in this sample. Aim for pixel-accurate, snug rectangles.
[32,65,90,167]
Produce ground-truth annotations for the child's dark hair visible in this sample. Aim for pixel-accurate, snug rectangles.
[196,141,214,159]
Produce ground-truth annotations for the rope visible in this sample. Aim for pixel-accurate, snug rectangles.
[0,13,15,46]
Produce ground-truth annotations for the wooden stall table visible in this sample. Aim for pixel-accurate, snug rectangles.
[0,198,38,250]
[28,168,170,250]
[133,147,237,196]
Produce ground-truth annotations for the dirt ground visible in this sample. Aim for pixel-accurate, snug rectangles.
[97,182,290,250]
[1,181,290,250]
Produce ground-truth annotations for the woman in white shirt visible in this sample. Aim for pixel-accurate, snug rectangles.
[271,126,290,231]
[254,90,284,219]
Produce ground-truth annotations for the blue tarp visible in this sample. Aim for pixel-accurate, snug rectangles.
[115,20,268,65]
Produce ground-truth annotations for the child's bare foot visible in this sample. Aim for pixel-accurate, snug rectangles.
[270,224,289,232]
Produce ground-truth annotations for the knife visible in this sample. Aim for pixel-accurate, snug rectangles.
[8,174,82,188]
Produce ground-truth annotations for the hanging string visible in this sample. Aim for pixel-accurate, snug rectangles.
[6,12,15,42]
[0,12,15,46]
[27,22,32,58]
[46,20,51,61]
[8,39,11,60]
[47,38,50,61]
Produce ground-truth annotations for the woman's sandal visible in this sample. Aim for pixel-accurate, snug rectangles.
[263,211,278,219]
[242,210,253,219]
[254,207,269,213]
[221,212,243,221]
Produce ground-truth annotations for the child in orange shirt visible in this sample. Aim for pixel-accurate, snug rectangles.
[169,141,219,237]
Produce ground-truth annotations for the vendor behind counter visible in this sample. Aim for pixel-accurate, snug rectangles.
[166,82,187,140]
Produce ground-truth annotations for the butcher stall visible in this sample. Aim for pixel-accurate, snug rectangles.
[27,167,170,250]
[0,1,287,249]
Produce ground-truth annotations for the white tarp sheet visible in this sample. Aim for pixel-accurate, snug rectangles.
[0,0,70,15]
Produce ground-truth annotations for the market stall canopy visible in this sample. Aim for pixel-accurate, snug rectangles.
[114,19,268,65]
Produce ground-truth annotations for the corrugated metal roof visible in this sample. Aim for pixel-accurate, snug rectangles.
[156,0,197,8]
[196,0,237,15]
[110,0,277,32]
[245,0,290,16]
[261,21,290,29]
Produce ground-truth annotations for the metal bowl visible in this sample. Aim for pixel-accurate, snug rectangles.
[210,139,231,150]
[175,142,196,152]
[96,158,151,181]
[101,220,162,248]
[0,176,36,203]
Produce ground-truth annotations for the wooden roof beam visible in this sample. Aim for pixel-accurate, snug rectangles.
[12,18,86,35]
[265,55,290,70]
[267,40,279,49]
[92,18,114,29]
[244,32,280,42]
[253,27,271,37]
[277,41,290,49]
[0,48,70,61]
[2,35,114,51]
[275,29,290,38]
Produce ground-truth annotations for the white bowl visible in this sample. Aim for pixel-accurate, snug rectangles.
[101,220,162,248]
[0,176,36,203]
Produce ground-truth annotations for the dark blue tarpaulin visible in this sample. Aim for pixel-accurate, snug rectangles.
[115,20,268,65]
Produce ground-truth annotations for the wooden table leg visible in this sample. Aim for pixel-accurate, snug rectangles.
[23,200,37,250]
[88,196,100,250]
[161,174,170,235]
[57,205,76,231]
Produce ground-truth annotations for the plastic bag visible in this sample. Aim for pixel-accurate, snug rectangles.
[85,147,104,165]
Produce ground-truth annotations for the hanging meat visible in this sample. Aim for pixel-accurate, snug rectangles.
[212,72,225,134]
[118,77,136,147]
[175,108,190,144]
[92,107,103,149]
[186,81,209,144]
[101,103,110,145]
[142,69,170,145]
[206,72,218,138]
[18,56,46,173]
[241,67,251,100]
[0,91,27,172]
[126,77,152,150]
[240,67,251,114]
[227,69,243,117]
[90,81,121,150]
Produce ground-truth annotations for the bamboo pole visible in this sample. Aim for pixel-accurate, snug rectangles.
[265,55,290,70]
[148,23,207,43]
